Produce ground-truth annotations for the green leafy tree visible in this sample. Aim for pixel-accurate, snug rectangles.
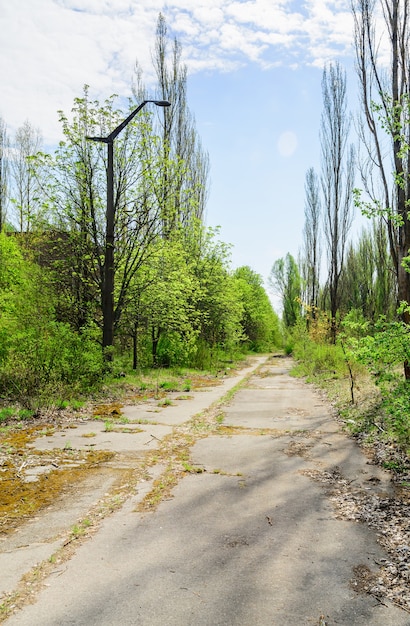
[36,88,166,347]
[0,233,102,405]
[269,253,302,328]
[340,229,376,319]
[119,234,198,368]
[191,228,243,366]
[353,0,410,376]
[340,223,396,321]
[233,266,281,351]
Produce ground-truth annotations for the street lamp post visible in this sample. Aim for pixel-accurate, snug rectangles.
[87,99,171,358]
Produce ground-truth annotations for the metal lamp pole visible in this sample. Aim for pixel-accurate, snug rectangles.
[87,99,171,357]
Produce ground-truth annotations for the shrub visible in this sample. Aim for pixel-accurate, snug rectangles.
[0,321,103,406]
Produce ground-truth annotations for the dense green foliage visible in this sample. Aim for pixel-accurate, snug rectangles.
[288,313,410,451]
[234,266,281,352]
[0,224,278,407]
[0,17,279,407]
[0,233,103,406]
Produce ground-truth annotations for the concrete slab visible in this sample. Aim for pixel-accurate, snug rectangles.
[28,421,173,453]
[0,541,62,598]
[1,357,267,610]
[26,357,267,457]
[5,438,408,625]
[122,360,265,427]
[0,470,118,597]
[3,356,409,625]
[222,385,332,431]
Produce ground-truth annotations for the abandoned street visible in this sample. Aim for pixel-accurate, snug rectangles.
[2,356,410,626]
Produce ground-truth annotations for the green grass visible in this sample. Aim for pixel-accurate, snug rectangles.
[55,399,69,410]
[157,398,173,407]
[70,400,84,411]
[291,339,347,380]
[0,407,34,423]
[159,381,179,392]
[291,331,410,455]
[182,461,204,473]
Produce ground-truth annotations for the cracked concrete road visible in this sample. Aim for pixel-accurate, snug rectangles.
[3,356,410,625]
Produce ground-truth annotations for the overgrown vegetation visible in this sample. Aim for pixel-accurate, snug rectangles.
[0,229,278,409]
[288,311,410,458]
[0,15,280,411]
[269,2,410,466]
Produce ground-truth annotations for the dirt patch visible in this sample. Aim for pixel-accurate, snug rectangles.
[350,563,380,593]
[92,403,123,417]
[284,439,314,458]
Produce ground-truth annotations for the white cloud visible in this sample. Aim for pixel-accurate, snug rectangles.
[172,0,355,73]
[227,0,305,33]
[0,0,356,143]
[0,0,164,142]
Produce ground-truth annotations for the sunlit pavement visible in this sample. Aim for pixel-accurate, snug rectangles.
[4,357,409,625]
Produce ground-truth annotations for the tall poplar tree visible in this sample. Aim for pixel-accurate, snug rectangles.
[302,167,321,313]
[0,117,9,231]
[135,14,209,236]
[11,120,43,232]
[269,254,302,328]
[320,62,355,342]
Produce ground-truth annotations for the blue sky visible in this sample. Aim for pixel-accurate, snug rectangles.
[187,64,325,273]
[0,0,363,303]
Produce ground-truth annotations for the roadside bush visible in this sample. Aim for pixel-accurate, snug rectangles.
[0,321,103,406]
[347,316,410,449]
[0,234,104,407]
[352,317,410,375]
[289,317,348,380]
[292,337,346,379]
[380,381,410,450]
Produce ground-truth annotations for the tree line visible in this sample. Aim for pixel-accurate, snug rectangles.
[270,0,410,376]
[0,15,280,407]
[269,0,410,448]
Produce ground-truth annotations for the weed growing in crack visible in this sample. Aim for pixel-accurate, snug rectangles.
[182,461,204,473]
[158,398,173,407]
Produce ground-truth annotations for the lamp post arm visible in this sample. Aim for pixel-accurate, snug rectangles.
[107,100,149,142]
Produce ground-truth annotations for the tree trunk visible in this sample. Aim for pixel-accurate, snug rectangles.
[132,321,139,370]
[152,326,160,366]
